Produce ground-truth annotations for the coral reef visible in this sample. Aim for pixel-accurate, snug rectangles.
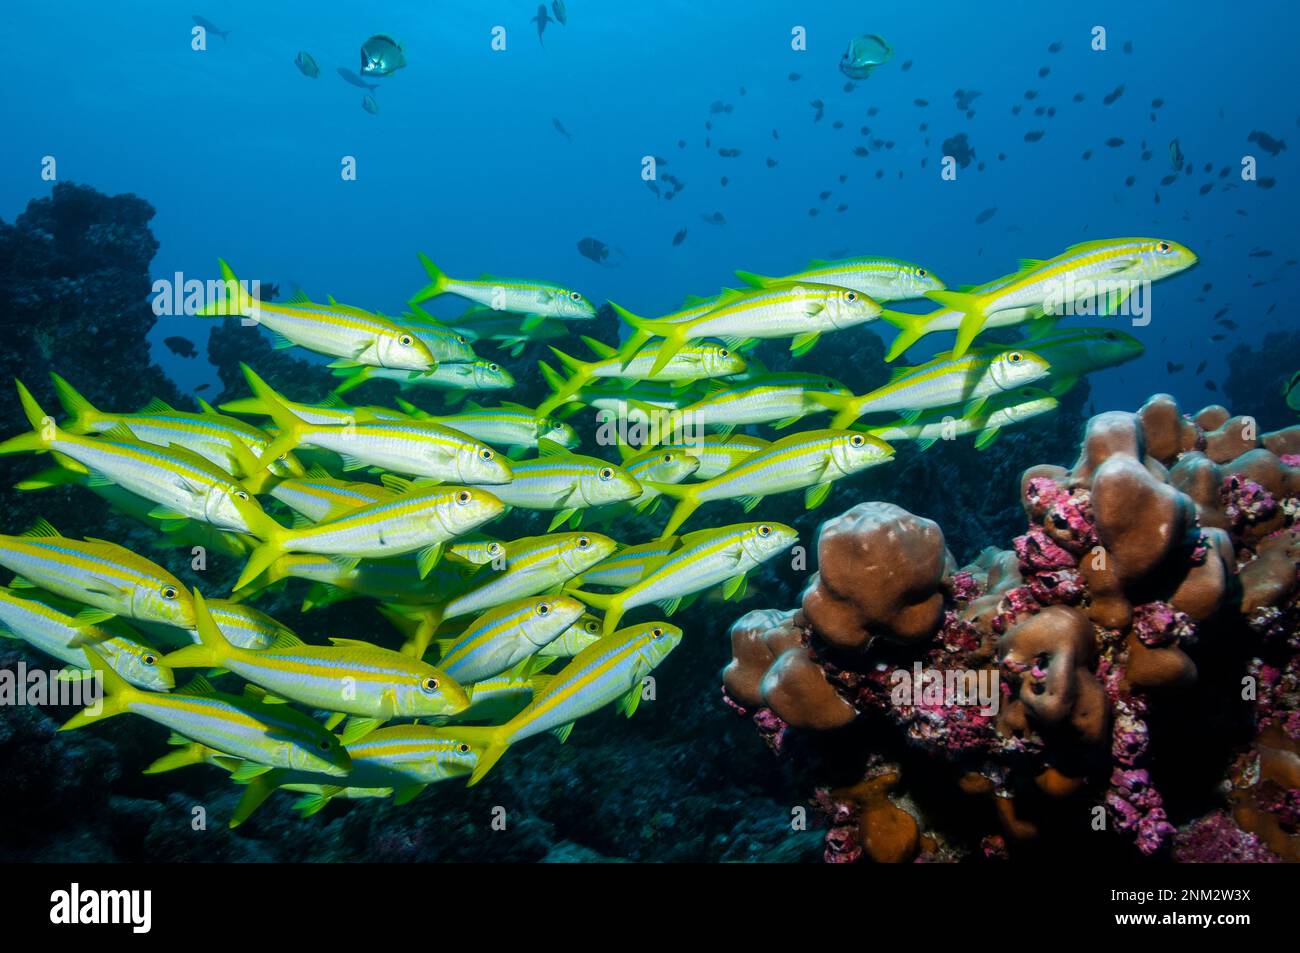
[725,393,1300,862]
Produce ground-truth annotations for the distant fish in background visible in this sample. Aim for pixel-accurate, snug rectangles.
[194,383,210,393]
[577,237,609,264]
[552,117,573,140]
[1284,371,1300,412]
[701,211,726,226]
[294,51,320,78]
[839,34,892,80]
[192,15,230,41]
[672,228,688,247]
[337,67,379,92]
[532,4,551,45]
[163,336,198,359]
[360,34,406,76]
[1169,138,1185,171]
[362,94,379,115]
[1247,130,1286,157]
[551,0,568,26]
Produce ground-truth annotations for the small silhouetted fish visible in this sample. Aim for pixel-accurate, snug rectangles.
[867,106,879,116]
[836,204,848,213]
[1205,380,1217,392]
[677,139,686,148]
[294,51,319,78]
[672,228,687,246]
[1195,360,1207,375]
[337,68,378,92]
[1103,84,1125,105]
[164,336,198,358]
[360,34,405,75]
[1152,98,1164,108]
[701,211,726,225]
[1249,248,1273,257]
[194,383,210,393]
[914,98,928,107]
[1258,177,1277,189]
[943,132,974,168]
[1167,362,1184,373]
[1011,105,1021,115]
[901,60,912,71]
[1025,130,1044,142]
[1082,150,1093,160]
[718,147,741,158]
[552,0,568,25]
[788,72,801,81]
[1125,176,1135,187]
[720,177,728,186]
[709,101,733,114]
[975,207,997,224]
[1048,40,1062,53]
[1198,183,1213,195]
[1025,89,1038,100]
[1123,40,1133,53]
[810,99,825,121]
[552,117,572,140]
[1210,334,1226,342]
[1105,137,1124,147]
[192,15,230,40]
[1073,92,1085,103]
[362,94,379,115]
[1247,130,1287,156]
[818,191,831,201]
[808,208,820,217]
[852,146,868,157]
[532,5,551,45]
[838,174,847,183]
[577,237,609,263]
[1220,320,1238,330]
[1038,66,1050,77]
[766,157,779,167]
[843,82,855,93]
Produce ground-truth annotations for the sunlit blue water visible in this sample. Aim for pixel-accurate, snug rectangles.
[2,0,1296,411]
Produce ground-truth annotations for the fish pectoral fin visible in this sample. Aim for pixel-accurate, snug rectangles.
[323,711,347,731]
[772,415,803,430]
[722,572,749,601]
[270,331,298,350]
[805,481,833,510]
[520,313,547,332]
[962,397,989,420]
[337,717,385,746]
[737,494,764,513]
[416,542,444,579]
[551,721,576,744]
[338,453,369,472]
[620,684,643,718]
[974,426,1002,450]
[546,508,579,532]
[71,607,116,628]
[327,554,363,573]
[147,504,190,522]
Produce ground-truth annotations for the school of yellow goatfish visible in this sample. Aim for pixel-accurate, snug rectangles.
[0,237,1195,826]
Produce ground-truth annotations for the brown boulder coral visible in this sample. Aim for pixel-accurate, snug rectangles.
[723,394,1300,862]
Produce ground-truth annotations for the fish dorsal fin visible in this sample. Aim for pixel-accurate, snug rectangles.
[536,438,569,458]
[807,258,829,266]
[178,676,218,697]
[681,294,707,306]
[22,518,61,538]
[1017,258,1047,271]
[306,464,333,479]
[713,287,749,305]
[463,400,484,412]
[269,632,305,650]
[196,398,219,415]
[286,289,312,305]
[104,423,138,441]
[139,397,176,414]
[320,394,349,408]
[327,637,376,649]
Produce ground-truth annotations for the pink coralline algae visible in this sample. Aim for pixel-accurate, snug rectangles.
[722,394,1300,862]
[1107,768,1176,856]
[1131,601,1195,648]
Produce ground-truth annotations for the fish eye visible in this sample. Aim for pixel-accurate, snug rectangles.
[585,620,599,633]
[662,453,673,463]
[569,291,582,301]
[318,739,332,751]
[917,268,927,277]
[143,654,156,666]
[757,524,772,537]
[719,348,730,357]
[399,334,414,346]
[277,454,288,462]
[1157,241,1171,253]
[234,489,250,500]
[850,433,866,447]
[487,542,502,556]
[488,363,499,371]
[1104,332,1117,341]
[457,743,470,753]
[162,586,178,600]
[420,676,440,694]
[599,467,614,480]
[537,602,551,616]
[456,490,472,505]
[456,335,467,343]
[479,448,494,460]
[651,626,664,639]
[1008,351,1023,363]
[844,290,858,301]
[577,535,590,548]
